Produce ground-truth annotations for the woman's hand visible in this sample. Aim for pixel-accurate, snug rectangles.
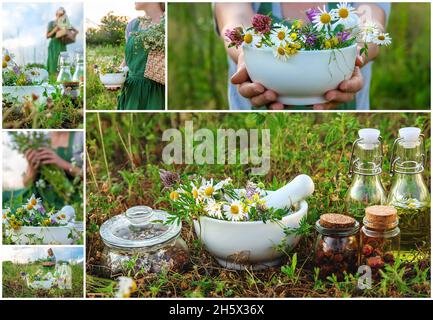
[36,148,70,171]
[23,149,40,186]
[231,52,284,110]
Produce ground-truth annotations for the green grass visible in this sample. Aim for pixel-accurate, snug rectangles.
[168,3,430,110]
[86,112,430,298]
[86,45,124,110]
[2,261,84,298]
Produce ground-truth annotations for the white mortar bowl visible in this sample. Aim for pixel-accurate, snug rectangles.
[2,85,48,103]
[10,226,74,245]
[243,44,357,105]
[193,200,308,270]
[99,73,126,88]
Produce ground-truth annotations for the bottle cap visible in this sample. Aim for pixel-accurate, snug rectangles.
[364,205,398,229]
[358,128,380,150]
[399,127,421,148]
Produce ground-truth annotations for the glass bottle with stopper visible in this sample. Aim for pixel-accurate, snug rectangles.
[346,128,387,220]
[57,51,72,84]
[387,127,430,257]
[72,50,84,84]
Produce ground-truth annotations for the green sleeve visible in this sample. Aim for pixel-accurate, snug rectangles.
[47,21,56,38]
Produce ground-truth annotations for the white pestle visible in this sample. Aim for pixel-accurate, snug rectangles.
[263,174,315,210]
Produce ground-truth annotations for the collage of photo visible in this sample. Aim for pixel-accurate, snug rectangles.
[0,0,431,302]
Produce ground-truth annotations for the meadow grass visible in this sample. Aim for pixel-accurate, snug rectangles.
[86,45,124,110]
[2,261,84,298]
[86,112,430,298]
[168,3,430,110]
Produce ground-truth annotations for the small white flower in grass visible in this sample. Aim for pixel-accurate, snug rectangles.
[204,199,223,219]
[273,45,290,61]
[214,177,232,190]
[25,194,42,211]
[270,24,290,46]
[331,2,358,29]
[116,277,137,298]
[223,200,248,221]
[312,6,333,31]
[242,29,262,48]
[371,32,392,46]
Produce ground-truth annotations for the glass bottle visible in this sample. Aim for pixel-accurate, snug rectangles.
[360,205,400,280]
[72,51,84,84]
[346,129,387,221]
[57,51,72,83]
[387,127,430,257]
[314,213,359,281]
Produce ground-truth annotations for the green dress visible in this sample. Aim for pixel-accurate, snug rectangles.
[2,132,79,210]
[47,20,67,75]
[257,3,356,110]
[117,19,165,110]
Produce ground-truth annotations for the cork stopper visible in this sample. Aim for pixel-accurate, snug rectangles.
[320,213,356,229]
[364,205,398,228]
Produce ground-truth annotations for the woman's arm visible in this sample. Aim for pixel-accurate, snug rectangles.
[22,149,40,187]
[46,22,59,39]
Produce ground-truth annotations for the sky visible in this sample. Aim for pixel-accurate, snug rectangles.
[2,133,29,190]
[85,1,138,29]
[1,247,84,264]
[2,2,84,66]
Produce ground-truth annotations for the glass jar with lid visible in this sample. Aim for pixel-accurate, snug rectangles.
[314,213,359,280]
[360,205,400,280]
[99,206,189,278]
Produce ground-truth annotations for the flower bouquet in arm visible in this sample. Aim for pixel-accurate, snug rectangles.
[136,16,165,84]
[161,170,314,270]
[225,3,392,105]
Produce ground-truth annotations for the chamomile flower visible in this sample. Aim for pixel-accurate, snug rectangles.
[223,200,248,221]
[204,199,223,219]
[116,277,137,298]
[242,29,262,48]
[199,178,216,199]
[214,177,232,190]
[25,194,42,211]
[270,24,290,46]
[312,6,333,31]
[371,32,392,46]
[358,21,380,42]
[331,2,358,29]
[273,45,290,61]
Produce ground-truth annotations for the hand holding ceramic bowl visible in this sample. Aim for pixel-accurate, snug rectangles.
[239,44,360,107]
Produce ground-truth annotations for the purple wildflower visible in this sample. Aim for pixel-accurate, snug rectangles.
[306,8,320,23]
[305,34,318,47]
[252,14,272,34]
[159,169,180,189]
[38,206,46,214]
[13,65,21,74]
[224,27,244,48]
[336,31,351,43]
[245,181,259,200]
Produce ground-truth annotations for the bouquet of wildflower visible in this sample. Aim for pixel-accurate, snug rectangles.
[9,132,76,206]
[225,3,391,61]
[160,170,288,224]
[93,56,125,75]
[2,49,43,86]
[136,16,165,52]
[3,194,70,230]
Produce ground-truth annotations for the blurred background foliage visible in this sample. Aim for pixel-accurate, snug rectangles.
[168,2,431,110]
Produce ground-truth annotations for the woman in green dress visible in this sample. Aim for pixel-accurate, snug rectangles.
[117,2,165,110]
[46,7,71,76]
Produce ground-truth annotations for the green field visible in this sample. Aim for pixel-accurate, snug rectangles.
[86,45,124,110]
[86,112,430,298]
[2,261,84,298]
[168,3,431,110]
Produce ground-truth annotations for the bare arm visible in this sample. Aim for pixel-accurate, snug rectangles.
[214,3,255,64]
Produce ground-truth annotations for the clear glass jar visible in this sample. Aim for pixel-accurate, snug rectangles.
[360,205,400,280]
[314,214,359,280]
[346,129,387,221]
[99,206,189,278]
[72,51,84,84]
[388,127,430,256]
[57,51,72,83]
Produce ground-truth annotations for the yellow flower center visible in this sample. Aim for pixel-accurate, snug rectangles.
[169,191,180,200]
[320,13,331,24]
[27,204,34,210]
[244,33,253,44]
[4,55,11,62]
[2,61,7,68]
[204,186,214,196]
[277,46,285,56]
[277,31,286,41]
[378,35,385,41]
[31,198,37,206]
[192,189,199,199]
[230,205,240,215]
[339,8,349,19]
